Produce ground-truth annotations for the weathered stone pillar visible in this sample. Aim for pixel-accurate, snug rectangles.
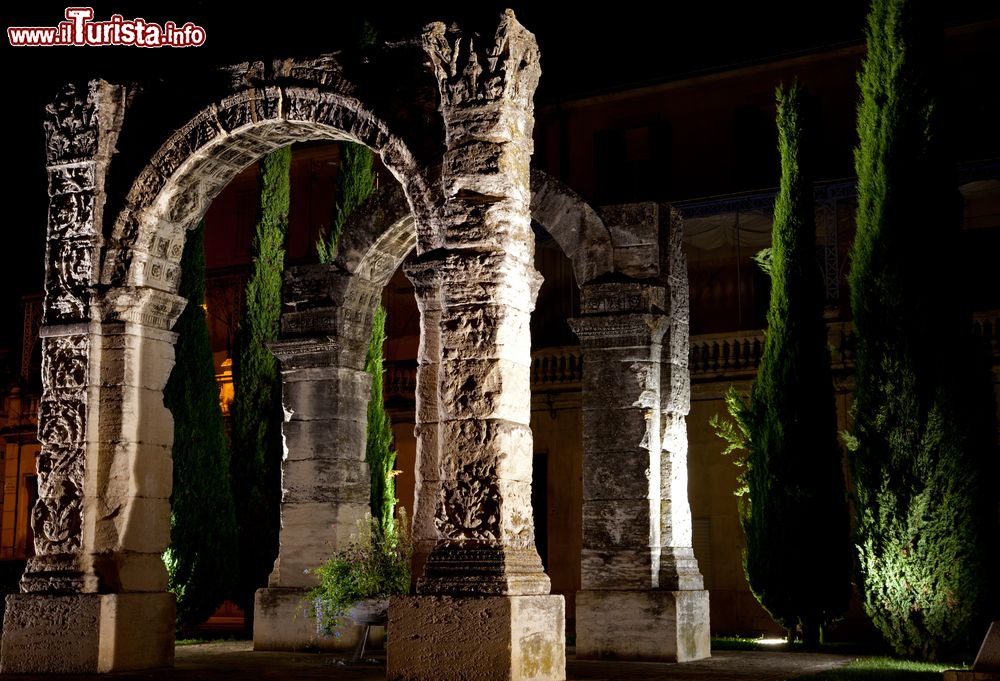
[407,274,441,584]
[389,12,565,681]
[2,82,179,674]
[253,266,376,652]
[569,211,709,663]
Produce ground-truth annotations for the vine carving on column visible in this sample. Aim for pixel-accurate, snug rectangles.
[436,461,501,543]
[33,335,90,556]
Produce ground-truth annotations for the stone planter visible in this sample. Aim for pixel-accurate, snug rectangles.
[314,597,390,635]
[347,598,390,626]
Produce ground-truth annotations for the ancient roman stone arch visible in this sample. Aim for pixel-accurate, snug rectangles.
[1,9,707,678]
[267,178,710,665]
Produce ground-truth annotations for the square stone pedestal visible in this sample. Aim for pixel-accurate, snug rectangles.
[0,592,175,673]
[388,594,565,681]
[944,622,1000,680]
[254,587,371,652]
[575,589,710,662]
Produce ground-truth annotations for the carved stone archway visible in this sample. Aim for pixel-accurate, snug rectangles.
[273,179,711,665]
[3,9,709,678]
[1,12,570,679]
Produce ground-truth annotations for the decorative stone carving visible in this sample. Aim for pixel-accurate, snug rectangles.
[31,454,84,552]
[436,461,502,542]
[37,393,86,445]
[27,334,91,581]
[47,192,96,239]
[27,78,127,595]
[47,164,96,198]
[101,287,187,332]
[44,240,95,324]
[407,13,553,619]
[44,82,100,165]
[423,9,540,110]
[18,10,572,679]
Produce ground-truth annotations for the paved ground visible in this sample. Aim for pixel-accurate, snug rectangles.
[1,642,857,680]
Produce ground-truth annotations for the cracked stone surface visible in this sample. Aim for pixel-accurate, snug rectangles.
[15,7,707,676]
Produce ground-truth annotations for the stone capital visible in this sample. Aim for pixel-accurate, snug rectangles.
[580,281,667,315]
[422,10,540,117]
[44,80,126,167]
[267,335,367,372]
[100,286,187,332]
[569,313,669,348]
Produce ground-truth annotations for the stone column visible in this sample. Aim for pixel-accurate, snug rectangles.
[2,82,180,674]
[406,270,441,584]
[389,12,566,681]
[253,266,376,652]
[658,206,705,597]
[569,212,709,663]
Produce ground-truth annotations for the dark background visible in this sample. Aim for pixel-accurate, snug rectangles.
[0,0,996,352]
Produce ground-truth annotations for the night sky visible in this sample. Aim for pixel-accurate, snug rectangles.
[0,0,994,354]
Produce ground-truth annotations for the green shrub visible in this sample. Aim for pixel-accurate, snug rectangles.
[308,510,411,636]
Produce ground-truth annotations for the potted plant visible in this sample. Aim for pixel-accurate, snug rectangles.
[308,511,411,637]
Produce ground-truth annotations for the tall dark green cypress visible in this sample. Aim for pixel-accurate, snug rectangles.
[848,0,998,659]
[231,147,290,626]
[365,305,397,533]
[738,83,851,645]
[163,220,238,631]
[316,143,376,265]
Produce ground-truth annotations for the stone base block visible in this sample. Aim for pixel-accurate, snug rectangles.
[0,592,175,673]
[974,622,1000,672]
[575,589,710,662]
[388,594,565,681]
[253,587,377,652]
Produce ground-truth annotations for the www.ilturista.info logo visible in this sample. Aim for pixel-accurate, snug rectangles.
[8,7,206,47]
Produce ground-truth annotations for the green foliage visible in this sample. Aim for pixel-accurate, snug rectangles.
[230,147,290,620]
[308,511,411,636]
[792,657,959,681]
[163,221,238,631]
[848,0,999,660]
[365,305,398,533]
[709,386,752,497]
[316,143,376,264]
[717,82,852,646]
[752,247,774,275]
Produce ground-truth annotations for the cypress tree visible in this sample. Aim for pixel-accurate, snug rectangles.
[230,147,290,626]
[739,82,852,646]
[316,19,377,266]
[163,220,238,631]
[365,305,397,533]
[848,0,998,659]
[316,143,376,265]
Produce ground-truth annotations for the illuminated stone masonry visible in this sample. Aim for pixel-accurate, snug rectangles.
[2,8,707,678]
[386,14,565,681]
[570,205,710,662]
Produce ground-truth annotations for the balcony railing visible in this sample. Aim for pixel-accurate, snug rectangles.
[531,346,583,388]
[13,310,994,424]
[689,309,1000,380]
[689,331,766,377]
